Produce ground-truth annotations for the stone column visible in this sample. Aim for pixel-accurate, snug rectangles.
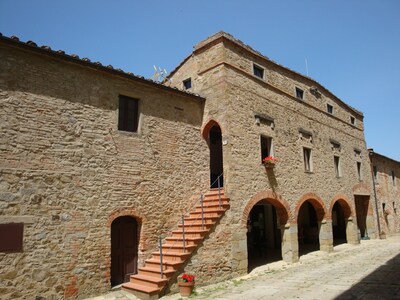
[346,217,360,244]
[319,219,333,252]
[281,223,299,263]
[231,227,248,274]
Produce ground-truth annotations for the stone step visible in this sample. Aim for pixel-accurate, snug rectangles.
[160,243,197,253]
[122,282,160,300]
[138,266,176,279]
[129,274,168,289]
[165,236,202,246]
[152,251,191,262]
[171,229,208,238]
[145,258,183,271]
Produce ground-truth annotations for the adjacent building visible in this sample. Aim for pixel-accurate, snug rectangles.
[0,32,394,299]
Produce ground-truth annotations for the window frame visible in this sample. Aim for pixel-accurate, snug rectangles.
[118,95,139,133]
[327,103,334,114]
[253,63,265,79]
[260,135,273,163]
[295,87,304,100]
[357,161,362,181]
[334,155,341,177]
[303,147,312,173]
[183,78,192,90]
[392,171,396,186]
[373,165,378,183]
[350,116,356,125]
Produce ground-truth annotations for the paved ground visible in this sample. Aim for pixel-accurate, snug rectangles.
[87,235,400,300]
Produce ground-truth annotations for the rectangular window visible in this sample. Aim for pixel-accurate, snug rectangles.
[0,223,23,252]
[357,161,362,181]
[392,171,396,186]
[373,165,378,182]
[327,104,334,114]
[118,95,139,133]
[183,78,192,90]
[303,147,312,172]
[334,156,341,177]
[295,87,304,100]
[260,136,273,163]
[350,116,356,125]
[253,64,264,79]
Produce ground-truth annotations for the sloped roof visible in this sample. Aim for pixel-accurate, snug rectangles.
[170,31,362,116]
[0,33,204,101]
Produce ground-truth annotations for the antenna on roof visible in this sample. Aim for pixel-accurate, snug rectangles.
[151,65,170,85]
[305,58,309,76]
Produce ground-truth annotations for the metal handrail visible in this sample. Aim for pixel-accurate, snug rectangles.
[157,172,224,278]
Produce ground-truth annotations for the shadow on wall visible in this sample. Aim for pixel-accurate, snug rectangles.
[334,252,400,299]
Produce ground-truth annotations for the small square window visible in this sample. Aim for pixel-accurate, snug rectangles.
[303,147,312,172]
[296,87,304,100]
[327,104,334,114]
[260,136,273,163]
[334,156,341,177]
[183,78,192,90]
[253,64,264,79]
[0,223,23,252]
[350,116,355,125]
[118,95,139,133]
[392,171,396,186]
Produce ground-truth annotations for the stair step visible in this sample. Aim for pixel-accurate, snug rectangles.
[165,236,203,246]
[138,266,176,279]
[172,229,208,237]
[122,282,160,299]
[178,222,213,229]
[145,258,183,270]
[184,216,219,223]
[152,251,191,262]
[129,274,168,289]
[160,243,197,253]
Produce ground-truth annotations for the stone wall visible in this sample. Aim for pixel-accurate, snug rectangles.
[0,41,209,299]
[370,152,400,235]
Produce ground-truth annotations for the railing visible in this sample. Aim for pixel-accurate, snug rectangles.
[157,173,224,278]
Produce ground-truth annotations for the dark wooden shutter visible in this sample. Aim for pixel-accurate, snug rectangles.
[0,223,24,252]
[118,96,139,132]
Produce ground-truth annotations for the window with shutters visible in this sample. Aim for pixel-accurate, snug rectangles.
[118,95,139,133]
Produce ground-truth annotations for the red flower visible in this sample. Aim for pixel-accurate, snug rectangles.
[182,273,195,282]
[263,156,278,163]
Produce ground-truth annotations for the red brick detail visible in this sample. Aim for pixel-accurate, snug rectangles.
[201,119,223,140]
[64,275,78,298]
[328,194,353,219]
[242,190,291,227]
[294,193,327,223]
[352,182,371,195]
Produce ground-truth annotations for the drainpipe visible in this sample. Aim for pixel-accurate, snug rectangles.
[368,149,382,238]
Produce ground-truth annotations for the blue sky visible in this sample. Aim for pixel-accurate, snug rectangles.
[1,0,399,161]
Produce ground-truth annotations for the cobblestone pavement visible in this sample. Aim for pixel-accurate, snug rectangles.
[86,235,400,300]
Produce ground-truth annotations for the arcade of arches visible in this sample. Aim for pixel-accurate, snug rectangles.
[243,191,362,271]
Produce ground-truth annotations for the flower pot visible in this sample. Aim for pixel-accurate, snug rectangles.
[264,162,275,169]
[178,281,195,297]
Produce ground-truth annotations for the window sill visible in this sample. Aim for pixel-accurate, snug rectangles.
[304,171,313,174]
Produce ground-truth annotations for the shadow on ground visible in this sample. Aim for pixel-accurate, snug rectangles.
[335,252,400,300]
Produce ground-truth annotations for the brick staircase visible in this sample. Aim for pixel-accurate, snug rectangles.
[122,188,230,299]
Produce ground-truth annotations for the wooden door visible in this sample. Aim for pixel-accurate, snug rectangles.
[111,216,138,286]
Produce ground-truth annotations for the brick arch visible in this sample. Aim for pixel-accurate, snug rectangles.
[107,208,147,251]
[329,194,353,219]
[294,193,327,223]
[201,119,223,140]
[242,190,291,227]
[352,182,371,196]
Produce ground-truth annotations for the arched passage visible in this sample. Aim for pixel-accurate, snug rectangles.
[296,195,326,256]
[242,191,291,271]
[110,216,139,286]
[331,198,352,246]
[202,120,224,188]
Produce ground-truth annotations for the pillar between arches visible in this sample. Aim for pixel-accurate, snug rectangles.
[319,219,333,252]
[346,217,360,245]
[281,222,299,263]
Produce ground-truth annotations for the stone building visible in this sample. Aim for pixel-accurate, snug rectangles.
[369,150,400,236]
[0,31,382,299]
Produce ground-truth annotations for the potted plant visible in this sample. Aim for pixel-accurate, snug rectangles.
[263,155,278,169]
[178,273,195,297]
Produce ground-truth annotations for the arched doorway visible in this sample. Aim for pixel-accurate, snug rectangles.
[297,201,320,256]
[208,124,223,188]
[111,216,139,286]
[332,201,348,245]
[247,201,282,272]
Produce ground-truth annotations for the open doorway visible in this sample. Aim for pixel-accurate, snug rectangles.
[111,216,139,286]
[247,202,282,272]
[354,195,370,239]
[332,201,347,245]
[209,125,223,188]
[297,200,320,256]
